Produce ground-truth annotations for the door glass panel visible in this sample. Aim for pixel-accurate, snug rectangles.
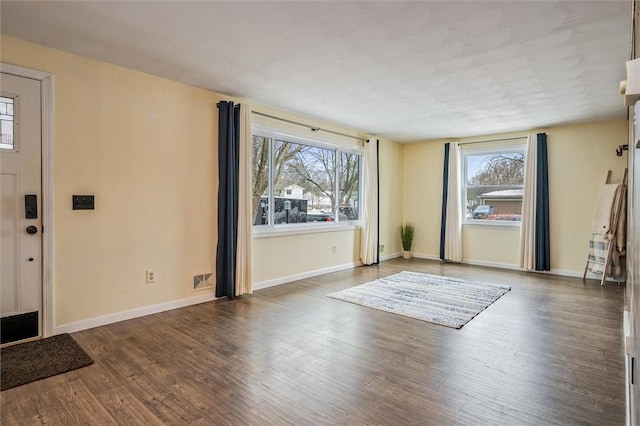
[0,96,15,150]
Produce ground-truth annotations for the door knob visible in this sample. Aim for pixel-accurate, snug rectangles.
[26,225,38,235]
[28,257,34,262]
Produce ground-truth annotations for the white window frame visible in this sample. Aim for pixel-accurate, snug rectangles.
[461,140,526,228]
[252,127,363,238]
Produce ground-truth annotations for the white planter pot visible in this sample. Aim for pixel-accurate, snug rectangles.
[402,251,412,259]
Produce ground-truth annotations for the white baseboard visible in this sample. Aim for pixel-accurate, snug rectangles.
[396,253,620,282]
[462,259,622,281]
[462,258,521,271]
[409,252,521,271]
[380,252,402,261]
[52,255,622,336]
[549,268,590,278]
[542,267,624,283]
[253,261,362,291]
[53,292,217,335]
[54,260,371,334]
[411,253,440,261]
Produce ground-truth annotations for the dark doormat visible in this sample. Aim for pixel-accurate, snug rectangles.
[1,333,94,391]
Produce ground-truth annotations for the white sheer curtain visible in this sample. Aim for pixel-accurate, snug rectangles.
[444,142,463,262]
[360,138,379,265]
[235,104,253,295]
[519,133,537,270]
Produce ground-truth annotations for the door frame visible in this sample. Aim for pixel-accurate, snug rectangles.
[1,63,54,338]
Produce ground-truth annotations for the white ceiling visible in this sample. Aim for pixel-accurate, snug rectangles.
[0,1,632,142]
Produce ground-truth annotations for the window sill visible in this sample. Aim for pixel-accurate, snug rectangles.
[463,220,521,228]
[253,222,361,239]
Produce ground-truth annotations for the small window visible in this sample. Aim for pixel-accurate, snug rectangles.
[0,96,15,150]
[463,144,526,224]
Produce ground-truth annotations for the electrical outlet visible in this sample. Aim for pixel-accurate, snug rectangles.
[146,270,156,283]
[379,244,385,252]
[332,245,337,253]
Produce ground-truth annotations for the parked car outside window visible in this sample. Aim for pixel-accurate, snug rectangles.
[472,204,494,219]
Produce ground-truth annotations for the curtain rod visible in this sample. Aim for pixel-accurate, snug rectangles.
[251,111,366,142]
[458,136,527,146]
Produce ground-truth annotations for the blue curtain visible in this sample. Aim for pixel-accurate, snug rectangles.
[376,139,380,265]
[216,101,240,299]
[439,143,450,260]
[534,133,550,271]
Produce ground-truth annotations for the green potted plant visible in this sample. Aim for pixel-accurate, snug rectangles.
[400,223,415,259]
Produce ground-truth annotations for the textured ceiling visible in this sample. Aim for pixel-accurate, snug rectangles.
[0,1,632,142]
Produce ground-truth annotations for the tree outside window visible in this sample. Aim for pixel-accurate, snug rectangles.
[464,148,525,222]
[252,134,361,226]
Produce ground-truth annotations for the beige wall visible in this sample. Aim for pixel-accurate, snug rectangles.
[1,36,402,327]
[379,138,404,256]
[547,121,627,273]
[403,139,446,257]
[2,36,223,325]
[403,121,628,273]
[253,230,360,284]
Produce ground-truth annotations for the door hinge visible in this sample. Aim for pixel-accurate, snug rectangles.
[632,356,636,385]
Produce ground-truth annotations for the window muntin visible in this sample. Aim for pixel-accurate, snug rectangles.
[252,131,361,229]
[463,145,525,224]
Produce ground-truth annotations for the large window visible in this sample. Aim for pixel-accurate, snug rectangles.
[463,143,526,223]
[252,131,361,228]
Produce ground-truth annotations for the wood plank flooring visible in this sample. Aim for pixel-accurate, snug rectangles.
[0,259,626,425]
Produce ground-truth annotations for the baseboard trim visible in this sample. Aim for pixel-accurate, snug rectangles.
[548,268,625,283]
[52,255,619,335]
[410,253,440,261]
[380,252,402,261]
[411,251,520,271]
[403,253,618,281]
[253,261,362,291]
[53,292,217,335]
[548,268,587,278]
[462,258,521,271]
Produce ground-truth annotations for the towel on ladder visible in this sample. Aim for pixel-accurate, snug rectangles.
[588,234,622,276]
[591,184,620,235]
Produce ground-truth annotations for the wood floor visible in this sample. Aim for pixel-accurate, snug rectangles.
[1,259,626,425]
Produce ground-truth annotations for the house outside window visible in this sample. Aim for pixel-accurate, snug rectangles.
[462,141,526,224]
[251,131,361,228]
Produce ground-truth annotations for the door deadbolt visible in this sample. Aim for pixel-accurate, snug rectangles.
[26,225,38,235]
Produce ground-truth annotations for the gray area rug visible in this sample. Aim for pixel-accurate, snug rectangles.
[1,333,93,391]
[328,271,510,328]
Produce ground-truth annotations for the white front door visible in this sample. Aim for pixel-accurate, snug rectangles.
[0,72,42,345]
